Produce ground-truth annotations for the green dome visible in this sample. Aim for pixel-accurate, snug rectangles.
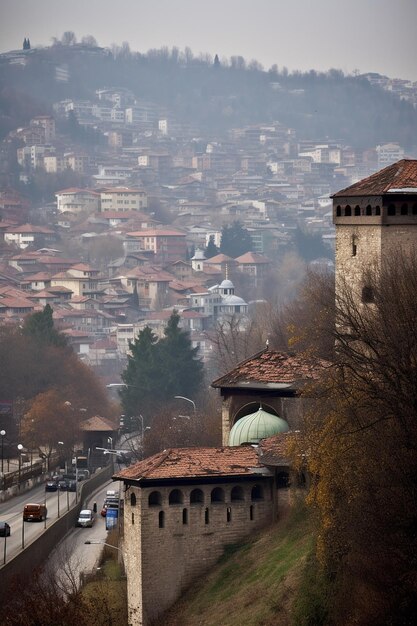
[229,406,289,446]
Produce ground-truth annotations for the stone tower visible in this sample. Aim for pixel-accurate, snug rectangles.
[332,159,417,301]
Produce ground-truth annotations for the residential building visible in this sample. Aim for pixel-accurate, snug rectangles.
[100,187,148,212]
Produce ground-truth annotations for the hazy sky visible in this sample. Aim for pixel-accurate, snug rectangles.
[1,0,416,81]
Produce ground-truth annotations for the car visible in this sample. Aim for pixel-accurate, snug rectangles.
[45,481,58,492]
[57,479,69,491]
[0,521,11,537]
[76,509,95,528]
[67,480,77,492]
[77,469,90,481]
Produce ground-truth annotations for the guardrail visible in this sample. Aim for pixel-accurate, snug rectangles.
[1,461,44,491]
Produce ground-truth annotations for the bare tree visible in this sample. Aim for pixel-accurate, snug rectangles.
[294,250,417,625]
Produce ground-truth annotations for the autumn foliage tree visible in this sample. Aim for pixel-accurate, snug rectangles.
[0,305,111,448]
[293,251,417,625]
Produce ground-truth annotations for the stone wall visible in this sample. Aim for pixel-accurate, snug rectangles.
[124,478,274,625]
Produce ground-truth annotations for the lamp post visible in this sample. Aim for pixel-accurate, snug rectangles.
[17,443,23,489]
[0,430,5,474]
[174,395,197,416]
[84,540,121,551]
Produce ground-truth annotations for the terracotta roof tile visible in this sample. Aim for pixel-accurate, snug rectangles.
[332,159,417,197]
[114,446,264,481]
[81,415,117,431]
[211,348,329,389]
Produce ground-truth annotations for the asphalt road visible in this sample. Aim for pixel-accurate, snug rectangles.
[46,480,123,590]
[0,482,77,564]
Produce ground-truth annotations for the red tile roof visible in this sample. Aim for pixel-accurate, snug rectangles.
[114,446,264,481]
[332,159,417,197]
[81,415,117,431]
[211,348,330,389]
[235,251,271,264]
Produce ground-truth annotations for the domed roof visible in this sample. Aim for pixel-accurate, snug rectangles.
[219,279,234,289]
[222,294,247,306]
[229,406,289,446]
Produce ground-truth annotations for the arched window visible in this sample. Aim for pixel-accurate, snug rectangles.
[159,511,165,528]
[231,486,244,501]
[226,507,232,523]
[366,205,372,216]
[182,508,188,525]
[205,508,209,524]
[148,491,162,506]
[251,485,264,501]
[190,488,204,504]
[336,205,341,217]
[345,205,352,216]
[211,487,225,503]
[388,204,396,216]
[354,205,360,216]
[401,203,408,215]
[130,493,137,507]
[169,489,184,505]
[375,206,381,215]
[362,285,374,303]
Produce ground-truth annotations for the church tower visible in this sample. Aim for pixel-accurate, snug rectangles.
[332,159,417,302]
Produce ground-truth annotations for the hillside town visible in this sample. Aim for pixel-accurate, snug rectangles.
[1,43,414,383]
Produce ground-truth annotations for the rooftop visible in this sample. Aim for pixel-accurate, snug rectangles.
[212,348,329,389]
[114,446,265,482]
[332,159,417,197]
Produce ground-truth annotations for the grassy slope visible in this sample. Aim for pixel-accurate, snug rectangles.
[157,503,313,626]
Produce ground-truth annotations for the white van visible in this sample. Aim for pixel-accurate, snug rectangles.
[77,509,95,528]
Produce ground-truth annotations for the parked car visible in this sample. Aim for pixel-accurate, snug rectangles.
[45,481,58,492]
[76,509,95,528]
[77,469,90,481]
[67,480,77,492]
[0,521,11,536]
[57,479,69,491]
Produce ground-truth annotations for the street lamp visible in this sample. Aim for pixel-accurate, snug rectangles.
[174,395,197,416]
[0,430,5,475]
[84,540,121,551]
[17,443,24,489]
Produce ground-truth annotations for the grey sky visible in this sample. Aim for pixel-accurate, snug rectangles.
[1,0,416,81]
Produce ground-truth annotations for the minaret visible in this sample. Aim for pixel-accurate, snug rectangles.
[332,159,417,303]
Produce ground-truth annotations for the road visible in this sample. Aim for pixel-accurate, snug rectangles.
[46,480,123,591]
[0,482,77,565]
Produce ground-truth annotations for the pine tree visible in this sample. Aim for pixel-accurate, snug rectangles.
[159,311,204,401]
[214,54,220,68]
[22,304,67,348]
[220,221,252,257]
[23,38,27,50]
[120,326,160,421]
[205,235,218,258]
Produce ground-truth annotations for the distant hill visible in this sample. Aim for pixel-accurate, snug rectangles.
[1,43,417,150]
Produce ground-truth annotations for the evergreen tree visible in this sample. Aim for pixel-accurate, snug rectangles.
[27,38,30,49]
[22,304,67,348]
[23,38,28,50]
[220,221,252,257]
[205,235,219,258]
[159,311,204,401]
[120,327,160,422]
[214,54,220,68]
[119,313,204,426]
